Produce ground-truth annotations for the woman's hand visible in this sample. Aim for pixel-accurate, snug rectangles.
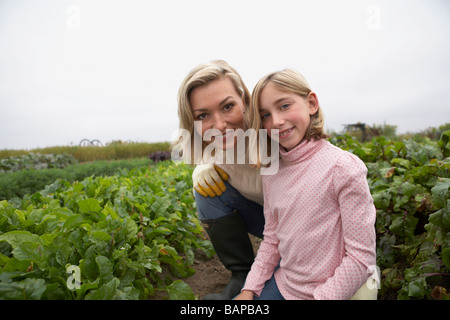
[192,164,229,197]
[233,290,254,300]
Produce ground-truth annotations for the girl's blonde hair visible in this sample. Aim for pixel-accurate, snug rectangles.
[250,69,329,165]
[173,60,251,164]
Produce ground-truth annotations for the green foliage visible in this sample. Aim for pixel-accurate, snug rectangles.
[0,161,214,300]
[438,130,450,158]
[0,158,153,201]
[330,132,450,300]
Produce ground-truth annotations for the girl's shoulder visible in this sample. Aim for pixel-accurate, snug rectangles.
[318,141,367,171]
[322,142,368,177]
[323,140,364,159]
[312,140,349,160]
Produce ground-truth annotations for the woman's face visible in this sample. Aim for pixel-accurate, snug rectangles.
[189,77,245,150]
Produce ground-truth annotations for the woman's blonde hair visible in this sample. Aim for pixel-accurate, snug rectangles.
[250,69,329,165]
[173,60,251,164]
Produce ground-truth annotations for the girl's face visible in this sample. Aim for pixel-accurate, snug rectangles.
[189,77,245,150]
[259,82,319,151]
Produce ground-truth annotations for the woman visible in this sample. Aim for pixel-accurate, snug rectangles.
[173,60,265,300]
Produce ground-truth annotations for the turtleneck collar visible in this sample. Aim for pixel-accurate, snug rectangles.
[279,138,327,164]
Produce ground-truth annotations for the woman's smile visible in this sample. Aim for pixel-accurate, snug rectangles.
[214,129,234,142]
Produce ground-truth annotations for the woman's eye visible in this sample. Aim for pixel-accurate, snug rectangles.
[197,113,207,120]
[261,112,270,120]
[281,104,289,110]
[223,103,234,111]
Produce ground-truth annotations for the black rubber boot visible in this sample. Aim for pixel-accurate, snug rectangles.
[201,212,255,300]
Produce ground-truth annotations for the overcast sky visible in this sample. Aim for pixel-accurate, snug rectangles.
[0,0,449,150]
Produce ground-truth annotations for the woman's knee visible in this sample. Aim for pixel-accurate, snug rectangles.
[194,189,234,221]
[194,181,264,238]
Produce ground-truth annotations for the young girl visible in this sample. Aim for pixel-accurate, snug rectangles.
[235,69,377,300]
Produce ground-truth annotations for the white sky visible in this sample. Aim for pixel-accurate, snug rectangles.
[0,0,449,150]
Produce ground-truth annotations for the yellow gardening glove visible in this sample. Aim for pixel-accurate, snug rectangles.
[192,163,229,197]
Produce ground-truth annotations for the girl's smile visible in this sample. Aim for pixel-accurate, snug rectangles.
[279,127,294,139]
[259,83,319,151]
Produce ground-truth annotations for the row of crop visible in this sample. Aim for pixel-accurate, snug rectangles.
[330,131,450,299]
[0,161,213,299]
[0,141,171,162]
[0,153,78,174]
[0,158,155,201]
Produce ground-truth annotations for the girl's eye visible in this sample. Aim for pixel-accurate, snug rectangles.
[197,113,207,120]
[261,112,270,120]
[281,104,289,110]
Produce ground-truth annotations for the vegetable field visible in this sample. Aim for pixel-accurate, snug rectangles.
[0,153,78,174]
[330,131,450,300]
[0,161,213,299]
[0,130,449,300]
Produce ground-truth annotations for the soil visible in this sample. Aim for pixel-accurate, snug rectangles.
[161,228,262,300]
[184,230,262,300]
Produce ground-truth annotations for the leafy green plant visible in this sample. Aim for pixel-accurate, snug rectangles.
[330,132,450,300]
[0,161,213,300]
[0,158,153,201]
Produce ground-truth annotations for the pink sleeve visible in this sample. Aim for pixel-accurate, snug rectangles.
[313,153,377,300]
[241,180,281,297]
